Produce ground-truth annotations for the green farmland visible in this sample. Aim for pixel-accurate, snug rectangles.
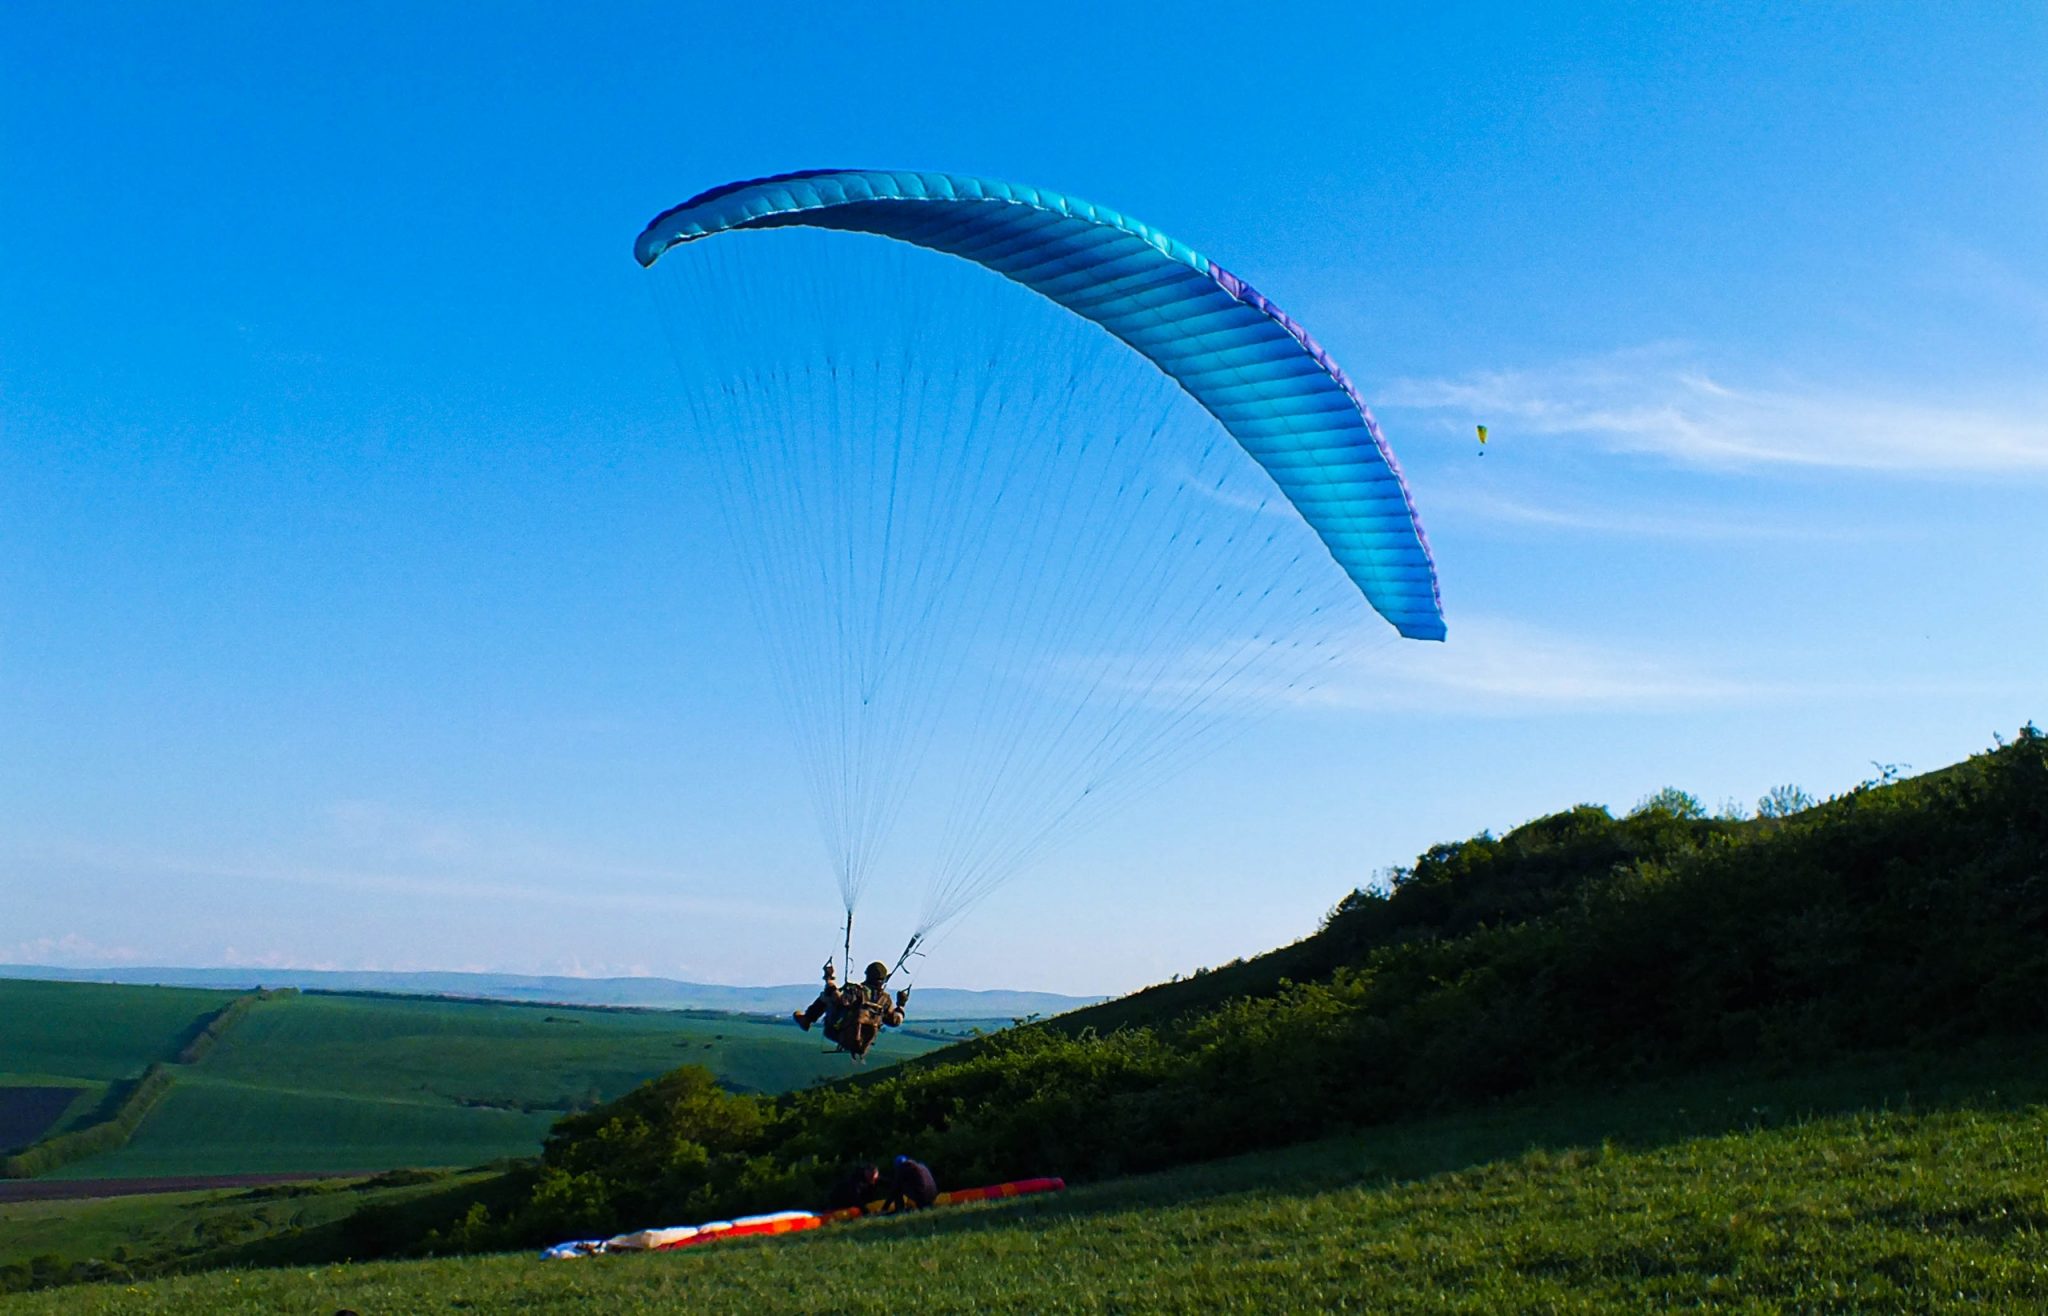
[0,981,241,1147]
[0,980,938,1181]
[1,980,240,1161]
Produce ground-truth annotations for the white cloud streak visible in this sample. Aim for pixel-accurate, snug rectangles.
[1384,347,2048,474]
[18,842,793,922]
[1267,617,2020,716]
[1,932,146,967]
[1424,487,1904,543]
[1309,616,1764,712]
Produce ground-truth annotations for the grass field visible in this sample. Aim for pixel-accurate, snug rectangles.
[163,990,918,1107]
[0,982,236,1143]
[46,1075,554,1180]
[3,980,941,1180]
[0,980,234,1156]
[0,1170,500,1289]
[9,1045,2047,1312]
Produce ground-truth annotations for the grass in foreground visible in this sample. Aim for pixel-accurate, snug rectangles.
[12,1047,2048,1313]
[0,1171,498,1286]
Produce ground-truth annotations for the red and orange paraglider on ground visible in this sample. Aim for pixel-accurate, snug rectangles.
[541,1177,1067,1259]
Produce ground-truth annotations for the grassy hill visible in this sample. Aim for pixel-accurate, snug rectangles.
[0,982,241,1153]
[0,1170,502,1297]
[9,1042,2048,1312]
[1045,744,2023,1040]
[0,982,237,1091]
[396,726,2048,1256]
[1,983,941,1181]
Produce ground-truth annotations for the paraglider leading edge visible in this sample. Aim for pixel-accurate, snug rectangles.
[633,168,1447,642]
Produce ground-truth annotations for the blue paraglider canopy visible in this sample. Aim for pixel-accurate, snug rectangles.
[637,169,1444,642]
[638,168,1446,957]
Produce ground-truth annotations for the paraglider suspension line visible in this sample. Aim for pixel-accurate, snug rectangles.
[888,932,924,983]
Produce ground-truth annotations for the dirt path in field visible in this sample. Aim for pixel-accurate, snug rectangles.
[0,1171,369,1203]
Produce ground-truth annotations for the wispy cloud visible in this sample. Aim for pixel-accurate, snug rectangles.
[1425,487,1905,543]
[15,840,796,923]
[0,932,147,967]
[0,933,668,980]
[1269,617,2018,716]
[216,946,348,972]
[314,800,781,896]
[8,799,812,930]
[1092,618,1765,715]
[1384,347,2048,474]
[1312,616,1766,712]
[1920,240,2048,330]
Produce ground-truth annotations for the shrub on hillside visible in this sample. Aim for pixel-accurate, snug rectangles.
[174,989,282,1064]
[475,727,2048,1248]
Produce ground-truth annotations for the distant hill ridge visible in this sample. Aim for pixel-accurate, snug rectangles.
[0,965,1100,1022]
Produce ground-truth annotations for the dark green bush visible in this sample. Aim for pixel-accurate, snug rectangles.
[174,988,280,1064]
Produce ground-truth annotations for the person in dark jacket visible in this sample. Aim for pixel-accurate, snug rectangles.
[884,1154,937,1211]
[827,1161,881,1211]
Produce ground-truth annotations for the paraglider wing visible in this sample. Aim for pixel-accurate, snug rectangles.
[635,169,1445,642]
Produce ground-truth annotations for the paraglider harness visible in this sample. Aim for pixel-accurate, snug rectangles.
[818,916,920,1062]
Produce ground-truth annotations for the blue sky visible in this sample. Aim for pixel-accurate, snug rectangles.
[3,3,2042,993]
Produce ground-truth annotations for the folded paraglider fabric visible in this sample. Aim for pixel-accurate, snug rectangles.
[936,1176,1066,1206]
[606,1225,726,1251]
[652,1211,823,1250]
[820,1174,1069,1222]
[540,1178,1066,1258]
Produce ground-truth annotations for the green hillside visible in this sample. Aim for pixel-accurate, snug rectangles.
[0,982,235,1087]
[4,984,940,1182]
[9,1044,2048,1313]
[55,993,936,1179]
[1046,742,2030,1040]
[0,1170,501,1295]
[1,982,242,1158]
[167,990,903,1110]
[46,1076,551,1180]
[377,727,2048,1257]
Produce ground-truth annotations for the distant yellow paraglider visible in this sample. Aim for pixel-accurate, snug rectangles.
[1476,423,1488,456]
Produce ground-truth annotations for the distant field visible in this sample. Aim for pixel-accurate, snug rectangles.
[48,1075,552,1180]
[0,981,231,1090]
[12,1048,2048,1312]
[895,1018,1013,1042]
[179,992,874,1106]
[7,983,940,1180]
